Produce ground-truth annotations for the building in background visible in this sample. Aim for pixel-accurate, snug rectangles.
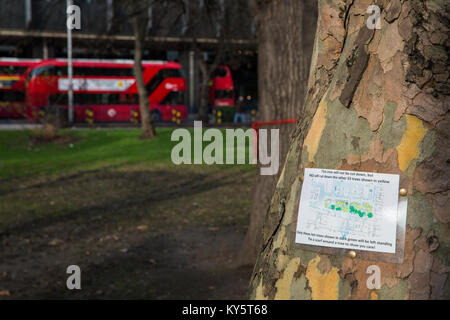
[0,0,257,112]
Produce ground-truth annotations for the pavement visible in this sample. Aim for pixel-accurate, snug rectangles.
[0,122,43,130]
[0,120,252,130]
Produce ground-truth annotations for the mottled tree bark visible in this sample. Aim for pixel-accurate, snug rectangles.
[237,0,317,266]
[249,0,449,300]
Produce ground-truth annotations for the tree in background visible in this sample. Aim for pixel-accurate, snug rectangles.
[249,0,449,300]
[236,0,318,266]
[125,0,157,139]
[181,0,252,123]
[26,0,161,139]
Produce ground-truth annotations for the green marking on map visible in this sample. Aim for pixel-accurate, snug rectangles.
[325,199,373,218]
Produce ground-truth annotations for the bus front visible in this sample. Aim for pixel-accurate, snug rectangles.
[145,62,187,123]
[211,66,234,122]
[0,58,40,119]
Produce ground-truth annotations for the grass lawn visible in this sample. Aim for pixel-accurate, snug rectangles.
[0,128,256,299]
[0,128,254,180]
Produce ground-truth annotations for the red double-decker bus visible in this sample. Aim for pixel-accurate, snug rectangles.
[209,65,234,108]
[25,59,187,123]
[0,58,41,119]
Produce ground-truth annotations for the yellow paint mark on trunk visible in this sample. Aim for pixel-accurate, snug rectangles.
[370,291,379,300]
[305,256,340,300]
[274,258,301,300]
[396,115,427,171]
[304,95,328,163]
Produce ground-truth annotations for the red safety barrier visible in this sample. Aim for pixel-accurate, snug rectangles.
[251,119,297,131]
[251,119,297,162]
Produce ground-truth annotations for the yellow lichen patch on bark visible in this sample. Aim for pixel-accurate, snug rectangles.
[254,278,268,300]
[305,256,340,300]
[274,258,301,300]
[396,115,427,171]
[370,291,379,300]
[304,95,328,163]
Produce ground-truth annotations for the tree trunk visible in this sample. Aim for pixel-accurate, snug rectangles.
[236,0,317,266]
[249,0,449,300]
[133,15,157,140]
[197,53,220,124]
[198,60,211,124]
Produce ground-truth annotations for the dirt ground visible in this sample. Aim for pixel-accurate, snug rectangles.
[0,165,255,299]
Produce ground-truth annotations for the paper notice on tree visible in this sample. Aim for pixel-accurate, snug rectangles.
[295,168,400,254]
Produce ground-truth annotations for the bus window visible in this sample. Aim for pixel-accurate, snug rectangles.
[55,67,67,76]
[161,91,185,105]
[30,66,55,78]
[145,68,184,93]
[0,91,25,102]
[214,68,227,78]
[128,94,138,104]
[101,94,110,105]
[215,90,233,99]
[0,66,28,74]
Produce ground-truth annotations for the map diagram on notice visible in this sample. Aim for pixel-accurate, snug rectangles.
[295,168,400,254]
